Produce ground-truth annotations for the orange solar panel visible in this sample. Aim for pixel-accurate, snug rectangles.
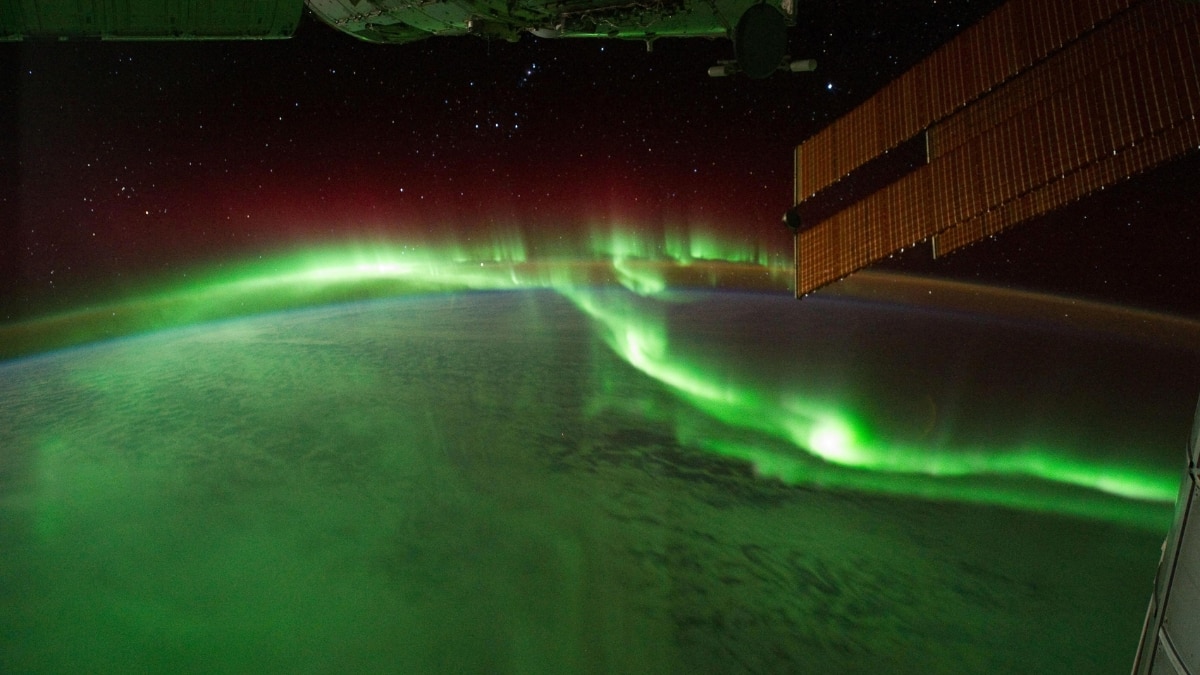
[792,0,1200,296]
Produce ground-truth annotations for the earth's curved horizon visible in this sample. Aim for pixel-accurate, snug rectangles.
[3,246,1197,362]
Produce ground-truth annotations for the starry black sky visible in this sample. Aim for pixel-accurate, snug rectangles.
[1,0,1197,321]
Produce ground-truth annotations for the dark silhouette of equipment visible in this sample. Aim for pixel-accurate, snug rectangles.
[1133,394,1200,675]
[707,4,816,79]
[0,0,814,77]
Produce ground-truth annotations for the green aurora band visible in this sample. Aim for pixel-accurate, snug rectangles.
[561,288,1177,529]
[1,228,1186,530]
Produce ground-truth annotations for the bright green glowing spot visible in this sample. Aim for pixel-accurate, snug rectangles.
[805,420,858,465]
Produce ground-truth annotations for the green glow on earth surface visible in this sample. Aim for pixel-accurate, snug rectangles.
[0,228,1185,531]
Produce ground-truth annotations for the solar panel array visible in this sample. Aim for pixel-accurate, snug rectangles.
[792,0,1200,296]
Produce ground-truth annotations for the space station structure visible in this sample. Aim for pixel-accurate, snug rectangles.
[1132,396,1200,675]
[0,0,805,78]
[784,0,1200,296]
